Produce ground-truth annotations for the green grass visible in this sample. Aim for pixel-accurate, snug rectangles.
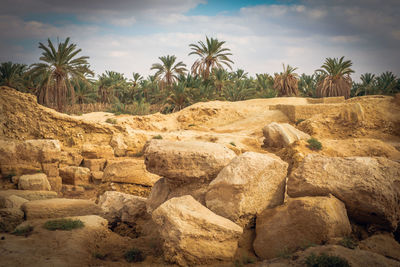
[105,118,117,124]
[339,236,358,249]
[43,219,84,231]
[12,225,33,236]
[188,124,196,127]
[124,248,144,262]
[305,253,350,267]
[229,141,236,147]
[307,137,322,151]
[296,118,305,125]
[132,151,144,157]
[152,135,163,140]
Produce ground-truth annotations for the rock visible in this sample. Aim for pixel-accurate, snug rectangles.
[339,103,365,124]
[146,177,209,213]
[0,208,24,232]
[18,173,51,191]
[103,158,159,186]
[17,139,61,163]
[253,195,351,260]
[59,166,91,185]
[82,158,106,172]
[0,190,57,201]
[81,143,114,159]
[144,140,236,182]
[98,191,146,223]
[91,171,103,184]
[41,162,59,177]
[0,163,42,176]
[206,152,288,226]
[62,184,85,192]
[21,198,101,220]
[358,233,400,261]
[263,122,310,148]
[110,134,128,157]
[0,195,28,209]
[287,154,400,230]
[0,139,17,164]
[47,176,62,192]
[152,195,243,266]
[60,150,83,166]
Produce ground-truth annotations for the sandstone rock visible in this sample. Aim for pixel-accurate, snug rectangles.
[0,190,57,201]
[206,152,288,226]
[47,176,62,192]
[263,122,310,148]
[358,233,400,261]
[0,139,17,164]
[82,158,106,172]
[0,208,24,232]
[81,143,114,159]
[339,103,365,124]
[0,163,41,176]
[0,195,28,209]
[110,134,128,157]
[60,151,83,166]
[17,139,61,163]
[144,140,236,182]
[98,191,146,223]
[103,158,159,186]
[18,173,51,191]
[41,162,59,177]
[62,184,85,192]
[59,166,91,185]
[21,198,101,220]
[253,195,351,260]
[91,171,103,184]
[287,154,400,230]
[152,195,243,266]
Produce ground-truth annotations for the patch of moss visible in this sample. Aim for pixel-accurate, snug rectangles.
[43,219,84,231]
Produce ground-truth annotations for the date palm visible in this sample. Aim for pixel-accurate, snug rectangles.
[273,64,299,96]
[316,56,354,99]
[151,55,187,90]
[0,61,27,90]
[29,37,93,111]
[189,37,233,80]
[376,71,399,95]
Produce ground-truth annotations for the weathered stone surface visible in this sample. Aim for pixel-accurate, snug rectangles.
[339,103,365,124]
[0,163,41,176]
[146,177,209,213]
[0,208,24,232]
[81,143,114,159]
[21,198,101,220]
[152,195,243,266]
[144,140,236,182]
[60,150,83,166]
[47,176,62,192]
[98,191,146,223]
[263,122,310,148]
[358,234,400,261]
[0,190,57,201]
[253,195,351,260]
[17,139,61,163]
[103,158,159,186]
[18,173,51,191]
[91,171,103,184]
[0,139,17,164]
[206,152,288,226]
[59,166,91,185]
[0,195,28,209]
[287,154,400,230]
[110,134,128,157]
[82,158,106,172]
[41,162,59,177]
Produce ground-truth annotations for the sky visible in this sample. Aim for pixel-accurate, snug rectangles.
[0,0,399,81]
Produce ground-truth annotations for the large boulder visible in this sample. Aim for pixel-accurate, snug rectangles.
[59,166,91,185]
[358,234,400,261]
[152,195,243,266]
[41,162,59,177]
[47,176,62,192]
[22,198,101,220]
[253,195,351,260]
[81,143,114,159]
[18,173,51,191]
[263,122,310,148]
[98,191,146,223]
[110,134,128,157]
[0,208,24,232]
[0,195,28,209]
[287,154,400,230]
[205,152,288,226]
[0,190,57,201]
[82,158,106,172]
[103,158,159,186]
[0,139,17,164]
[17,139,61,163]
[144,140,236,182]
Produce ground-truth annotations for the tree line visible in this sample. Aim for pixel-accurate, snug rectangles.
[1,36,399,114]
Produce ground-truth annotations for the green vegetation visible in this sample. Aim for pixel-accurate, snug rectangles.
[230,141,236,147]
[296,118,306,125]
[307,137,323,151]
[339,236,358,249]
[305,253,350,267]
[43,218,84,231]
[105,118,117,124]
[1,37,399,116]
[152,135,163,140]
[12,225,34,236]
[124,248,144,262]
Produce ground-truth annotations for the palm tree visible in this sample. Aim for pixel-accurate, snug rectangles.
[131,72,143,87]
[353,73,376,96]
[376,72,399,95]
[223,79,256,101]
[29,38,93,111]
[255,73,276,98]
[150,55,187,90]
[189,36,233,80]
[97,71,127,104]
[165,82,189,112]
[0,62,27,90]
[299,73,317,97]
[73,79,97,105]
[316,56,354,99]
[273,64,299,96]
[211,68,230,95]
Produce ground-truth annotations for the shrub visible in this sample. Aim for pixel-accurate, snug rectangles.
[307,137,322,151]
[152,135,163,140]
[12,225,33,236]
[43,219,84,231]
[305,253,350,267]
[124,248,144,262]
[339,236,358,249]
[105,118,117,124]
[296,118,305,125]
[188,124,196,127]
[132,151,144,157]
[230,141,236,147]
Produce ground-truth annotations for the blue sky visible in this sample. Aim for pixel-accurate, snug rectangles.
[0,0,399,80]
